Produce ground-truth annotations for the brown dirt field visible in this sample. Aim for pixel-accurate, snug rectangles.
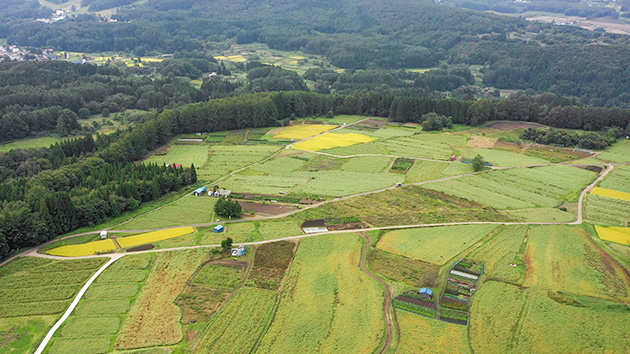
[466,136,497,148]
[208,259,249,269]
[326,222,367,231]
[397,296,436,309]
[154,145,170,155]
[235,192,284,200]
[494,140,524,153]
[127,244,155,252]
[361,119,387,128]
[487,121,543,130]
[115,249,208,349]
[238,201,297,215]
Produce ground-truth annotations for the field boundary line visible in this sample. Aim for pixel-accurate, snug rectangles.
[34,254,124,354]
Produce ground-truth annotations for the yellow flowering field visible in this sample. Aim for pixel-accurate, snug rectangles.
[274,124,338,140]
[595,225,630,245]
[591,187,630,202]
[117,227,195,248]
[291,132,376,151]
[214,56,228,60]
[48,239,117,257]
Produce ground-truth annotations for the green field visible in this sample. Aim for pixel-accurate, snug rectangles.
[599,164,630,193]
[423,165,597,209]
[114,196,217,230]
[404,160,449,183]
[376,225,497,265]
[396,309,470,354]
[341,155,393,173]
[585,194,630,226]
[523,225,630,300]
[144,145,209,168]
[197,145,280,182]
[296,186,511,226]
[457,146,550,166]
[0,136,61,152]
[596,139,630,162]
[256,234,385,354]
[383,134,460,160]
[470,281,630,353]
[504,207,576,223]
[467,225,528,283]
[195,287,276,354]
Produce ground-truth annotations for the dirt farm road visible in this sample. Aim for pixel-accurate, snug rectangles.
[360,232,398,354]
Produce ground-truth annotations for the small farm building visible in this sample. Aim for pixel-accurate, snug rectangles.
[194,186,207,196]
[419,288,433,299]
[231,245,246,257]
[301,219,328,234]
[214,225,225,233]
[100,231,108,239]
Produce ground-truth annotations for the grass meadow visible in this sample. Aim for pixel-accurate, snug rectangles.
[256,234,385,354]
[0,136,61,152]
[144,145,209,167]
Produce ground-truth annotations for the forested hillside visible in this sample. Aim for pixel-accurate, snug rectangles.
[4,0,630,105]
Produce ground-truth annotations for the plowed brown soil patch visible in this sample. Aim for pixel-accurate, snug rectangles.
[238,201,296,215]
[467,136,497,148]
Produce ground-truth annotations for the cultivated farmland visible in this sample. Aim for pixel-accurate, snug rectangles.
[292,132,376,151]
[256,234,385,354]
[117,227,195,248]
[585,194,630,226]
[599,164,630,193]
[274,124,337,139]
[423,165,597,209]
[590,186,630,201]
[115,196,217,229]
[466,225,528,283]
[144,145,209,168]
[115,249,208,349]
[396,308,470,354]
[376,225,497,265]
[47,239,117,257]
[197,145,280,182]
[595,225,630,245]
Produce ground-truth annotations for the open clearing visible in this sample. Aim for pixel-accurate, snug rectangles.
[0,136,61,152]
[376,225,497,265]
[256,234,385,354]
[144,144,209,167]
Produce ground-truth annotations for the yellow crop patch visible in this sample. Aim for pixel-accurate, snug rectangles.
[48,239,117,257]
[140,57,164,62]
[226,55,247,62]
[117,227,195,249]
[292,132,376,151]
[590,187,630,202]
[610,227,630,236]
[595,225,630,245]
[274,124,337,140]
[289,55,306,60]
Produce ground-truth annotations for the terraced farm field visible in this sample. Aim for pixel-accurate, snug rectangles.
[599,165,630,193]
[114,195,218,230]
[423,165,597,209]
[467,225,528,283]
[197,145,280,182]
[396,309,470,354]
[585,194,630,226]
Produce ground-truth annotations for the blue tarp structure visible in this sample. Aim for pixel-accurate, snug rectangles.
[194,186,207,196]
[214,225,224,233]
[419,288,433,298]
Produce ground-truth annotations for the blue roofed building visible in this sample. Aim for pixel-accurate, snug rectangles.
[214,225,224,233]
[419,288,433,299]
[193,186,207,196]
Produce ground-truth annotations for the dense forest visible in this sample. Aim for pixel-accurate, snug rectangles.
[4,0,630,105]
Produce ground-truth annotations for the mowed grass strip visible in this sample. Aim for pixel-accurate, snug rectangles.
[377,225,497,265]
[257,234,384,354]
[274,124,337,139]
[195,287,277,354]
[396,309,470,354]
[47,239,117,257]
[117,227,195,248]
[595,225,630,245]
[116,249,208,349]
[291,132,376,151]
[590,187,630,202]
